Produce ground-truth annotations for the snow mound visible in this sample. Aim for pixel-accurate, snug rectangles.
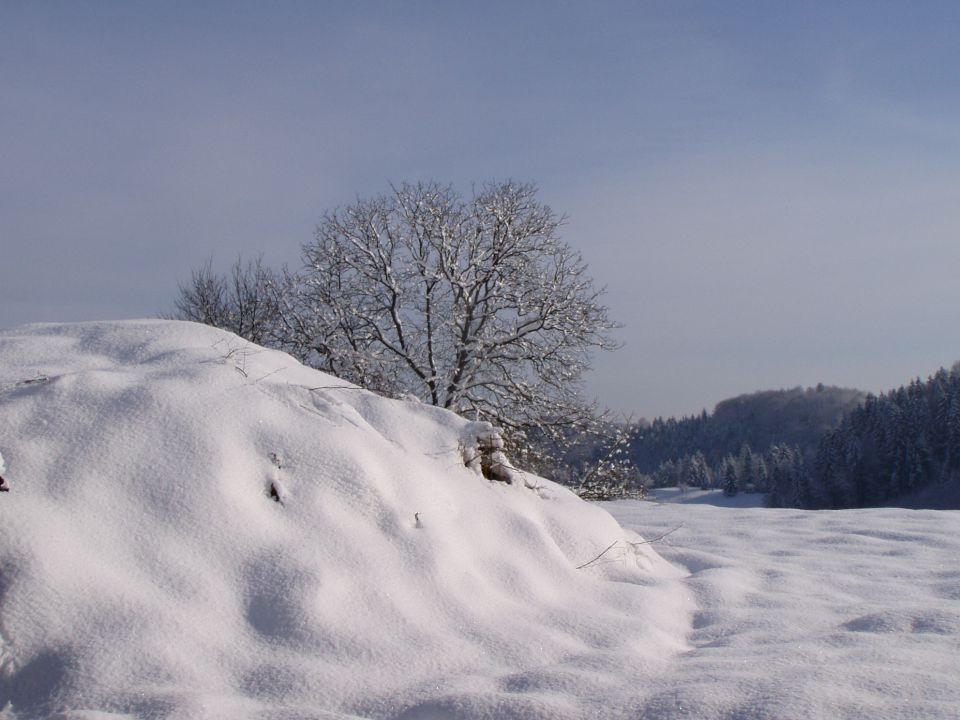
[0,321,689,720]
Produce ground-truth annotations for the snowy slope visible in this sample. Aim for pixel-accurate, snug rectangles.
[0,321,689,720]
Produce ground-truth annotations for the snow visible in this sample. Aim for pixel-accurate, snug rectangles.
[606,500,960,719]
[0,321,686,720]
[646,486,767,508]
[1,321,957,719]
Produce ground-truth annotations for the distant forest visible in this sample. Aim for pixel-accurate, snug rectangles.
[790,364,960,509]
[586,364,960,510]
[626,385,864,496]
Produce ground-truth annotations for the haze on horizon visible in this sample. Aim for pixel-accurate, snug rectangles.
[2,1,959,419]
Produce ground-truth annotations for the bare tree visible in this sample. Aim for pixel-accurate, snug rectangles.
[171,182,623,480]
[277,181,619,469]
[173,258,229,327]
[172,255,281,346]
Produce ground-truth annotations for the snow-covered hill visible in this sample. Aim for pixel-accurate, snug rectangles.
[0,321,688,720]
[5,321,956,720]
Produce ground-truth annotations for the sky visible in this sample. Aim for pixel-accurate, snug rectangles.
[3,0,960,419]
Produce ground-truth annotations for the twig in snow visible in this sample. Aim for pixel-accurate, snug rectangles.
[252,367,284,384]
[576,541,619,570]
[206,339,263,378]
[18,375,49,386]
[627,524,683,547]
[1,374,50,394]
[268,481,284,505]
[576,524,683,570]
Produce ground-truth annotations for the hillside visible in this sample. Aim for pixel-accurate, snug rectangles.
[0,321,687,720]
[628,385,865,491]
[788,367,960,509]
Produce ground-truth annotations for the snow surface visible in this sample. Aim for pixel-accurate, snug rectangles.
[646,487,766,508]
[607,500,960,719]
[0,321,686,720]
[1,321,957,719]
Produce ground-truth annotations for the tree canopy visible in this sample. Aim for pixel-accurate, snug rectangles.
[174,181,620,477]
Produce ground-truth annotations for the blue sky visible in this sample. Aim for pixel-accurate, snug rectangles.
[3,1,959,418]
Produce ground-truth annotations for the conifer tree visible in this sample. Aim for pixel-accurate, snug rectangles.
[722,456,739,497]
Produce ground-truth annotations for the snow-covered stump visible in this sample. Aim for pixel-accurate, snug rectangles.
[461,421,519,484]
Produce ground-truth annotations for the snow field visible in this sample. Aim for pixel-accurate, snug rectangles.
[0,321,689,720]
[607,500,960,719]
[4,321,954,719]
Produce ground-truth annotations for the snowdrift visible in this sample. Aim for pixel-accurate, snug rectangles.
[0,321,690,720]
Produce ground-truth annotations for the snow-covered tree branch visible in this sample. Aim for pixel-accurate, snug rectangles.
[173,181,620,477]
[281,182,618,465]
